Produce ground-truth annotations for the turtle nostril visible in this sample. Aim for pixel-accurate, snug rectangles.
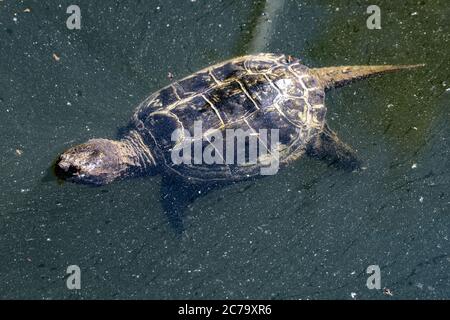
[54,160,79,179]
[67,165,79,175]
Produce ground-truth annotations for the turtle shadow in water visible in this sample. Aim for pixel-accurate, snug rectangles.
[160,158,360,236]
[160,174,238,235]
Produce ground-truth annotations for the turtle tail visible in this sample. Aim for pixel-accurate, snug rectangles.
[310,64,425,89]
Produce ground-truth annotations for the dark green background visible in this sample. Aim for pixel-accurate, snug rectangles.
[0,0,449,299]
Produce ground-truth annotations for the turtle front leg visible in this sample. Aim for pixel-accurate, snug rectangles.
[306,123,361,171]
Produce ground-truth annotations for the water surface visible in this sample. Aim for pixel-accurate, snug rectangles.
[0,0,449,299]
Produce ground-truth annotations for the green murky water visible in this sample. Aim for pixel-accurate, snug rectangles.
[0,0,449,299]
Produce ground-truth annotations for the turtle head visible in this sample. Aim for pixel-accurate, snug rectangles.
[55,139,128,186]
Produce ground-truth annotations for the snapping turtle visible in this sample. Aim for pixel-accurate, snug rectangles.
[54,53,422,228]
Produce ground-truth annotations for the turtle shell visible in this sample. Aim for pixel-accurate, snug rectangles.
[131,53,326,181]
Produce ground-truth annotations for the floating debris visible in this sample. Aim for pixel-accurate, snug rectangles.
[52,53,60,62]
[411,163,417,169]
[23,8,31,13]
[15,149,23,156]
